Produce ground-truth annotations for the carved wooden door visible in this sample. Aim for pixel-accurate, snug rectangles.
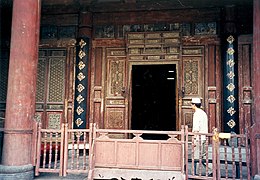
[35,49,67,129]
[180,46,205,131]
[103,48,128,130]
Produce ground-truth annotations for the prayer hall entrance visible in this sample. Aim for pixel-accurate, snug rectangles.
[131,64,177,136]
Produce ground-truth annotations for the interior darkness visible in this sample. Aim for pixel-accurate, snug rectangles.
[131,64,176,139]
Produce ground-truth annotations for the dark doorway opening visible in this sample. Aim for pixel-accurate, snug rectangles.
[131,64,176,139]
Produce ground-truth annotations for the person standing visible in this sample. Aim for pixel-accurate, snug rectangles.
[191,97,212,176]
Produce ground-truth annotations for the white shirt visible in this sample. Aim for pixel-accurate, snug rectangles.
[192,108,208,141]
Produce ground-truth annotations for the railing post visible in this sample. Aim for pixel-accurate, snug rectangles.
[180,125,184,174]
[31,121,38,166]
[245,130,251,180]
[60,123,67,176]
[35,123,42,176]
[212,128,219,180]
[184,125,189,180]
[88,123,95,180]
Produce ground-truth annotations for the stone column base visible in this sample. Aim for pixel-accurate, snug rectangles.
[0,164,34,180]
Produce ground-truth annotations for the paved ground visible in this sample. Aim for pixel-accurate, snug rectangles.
[34,163,250,180]
[34,173,87,180]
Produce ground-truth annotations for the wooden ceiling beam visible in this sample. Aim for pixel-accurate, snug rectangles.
[124,0,136,3]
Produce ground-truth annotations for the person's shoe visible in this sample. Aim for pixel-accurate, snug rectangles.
[208,172,213,177]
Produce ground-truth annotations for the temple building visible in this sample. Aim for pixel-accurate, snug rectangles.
[0,0,260,179]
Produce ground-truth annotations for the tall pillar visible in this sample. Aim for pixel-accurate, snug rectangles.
[73,11,92,130]
[252,0,260,178]
[221,6,239,134]
[0,0,41,179]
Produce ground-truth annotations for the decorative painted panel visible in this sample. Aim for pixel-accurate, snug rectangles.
[35,112,42,122]
[47,113,61,129]
[183,57,200,95]
[181,46,205,132]
[95,25,115,38]
[41,25,77,39]
[73,38,89,129]
[195,22,217,35]
[94,22,216,38]
[105,108,124,129]
[127,32,181,61]
[223,35,239,133]
[108,58,125,97]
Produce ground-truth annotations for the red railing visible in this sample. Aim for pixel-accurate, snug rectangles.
[184,127,251,180]
[34,123,251,180]
[89,124,185,179]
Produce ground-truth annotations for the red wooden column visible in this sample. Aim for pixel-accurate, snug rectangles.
[252,0,260,178]
[0,0,41,179]
[79,11,93,38]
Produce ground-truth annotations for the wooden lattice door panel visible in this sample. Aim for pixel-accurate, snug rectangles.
[104,48,128,130]
[181,46,204,131]
[36,49,66,129]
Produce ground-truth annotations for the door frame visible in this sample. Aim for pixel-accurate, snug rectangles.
[127,61,180,131]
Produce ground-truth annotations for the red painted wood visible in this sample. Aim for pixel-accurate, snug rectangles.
[78,11,92,37]
[251,0,260,176]
[2,0,40,166]
[253,1,260,120]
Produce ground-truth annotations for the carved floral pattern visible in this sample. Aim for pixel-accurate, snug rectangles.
[227,59,235,67]
[183,59,199,95]
[79,39,86,48]
[110,60,124,96]
[226,83,235,92]
[75,118,84,127]
[227,119,236,129]
[76,106,84,115]
[78,61,85,70]
[227,107,236,116]
[48,114,61,129]
[78,50,86,59]
[227,95,236,103]
[77,84,85,92]
[227,47,235,55]
[227,71,235,79]
[76,94,84,104]
[227,35,235,44]
[77,72,85,81]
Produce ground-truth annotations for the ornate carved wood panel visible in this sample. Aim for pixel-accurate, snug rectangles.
[181,46,204,131]
[91,33,221,133]
[238,35,253,134]
[36,49,66,129]
[104,48,127,129]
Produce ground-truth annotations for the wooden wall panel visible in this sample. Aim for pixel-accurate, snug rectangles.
[90,47,104,127]
[94,102,102,128]
[238,35,253,134]
[206,44,221,131]
[94,48,103,86]
[65,47,76,128]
